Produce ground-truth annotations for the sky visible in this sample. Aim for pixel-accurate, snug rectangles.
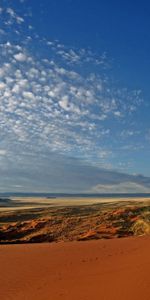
[0,0,150,193]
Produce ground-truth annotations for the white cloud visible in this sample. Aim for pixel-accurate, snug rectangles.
[59,96,69,111]
[0,150,7,156]
[0,2,145,179]
[113,111,122,117]
[91,182,150,193]
[6,8,16,18]
[22,91,35,100]
[16,16,24,24]
[0,82,6,90]
[6,7,24,24]
[12,84,20,94]
[14,52,27,62]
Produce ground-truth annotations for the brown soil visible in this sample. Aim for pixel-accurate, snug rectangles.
[0,236,150,300]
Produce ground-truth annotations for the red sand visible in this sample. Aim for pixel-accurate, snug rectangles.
[0,236,150,300]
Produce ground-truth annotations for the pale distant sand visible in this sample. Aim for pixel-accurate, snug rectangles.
[0,196,150,211]
[0,236,150,300]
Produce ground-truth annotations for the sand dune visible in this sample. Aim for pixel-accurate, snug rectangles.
[0,236,150,300]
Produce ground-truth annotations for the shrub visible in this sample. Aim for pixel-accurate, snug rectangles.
[131,219,150,236]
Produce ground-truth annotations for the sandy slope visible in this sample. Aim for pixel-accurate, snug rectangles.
[0,236,150,300]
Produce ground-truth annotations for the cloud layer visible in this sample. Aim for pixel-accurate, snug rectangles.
[0,1,149,193]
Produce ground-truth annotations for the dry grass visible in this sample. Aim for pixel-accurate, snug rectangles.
[131,219,150,236]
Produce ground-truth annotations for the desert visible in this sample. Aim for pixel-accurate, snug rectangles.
[0,236,150,300]
[0,196,150,243]
[0,196,150,300]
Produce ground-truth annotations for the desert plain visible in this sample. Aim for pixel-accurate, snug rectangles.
[0,196,150,300]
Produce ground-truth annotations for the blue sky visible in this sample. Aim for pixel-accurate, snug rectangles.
[0,0,150,193]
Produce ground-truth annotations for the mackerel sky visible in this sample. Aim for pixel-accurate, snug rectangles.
[0,0,150,193]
